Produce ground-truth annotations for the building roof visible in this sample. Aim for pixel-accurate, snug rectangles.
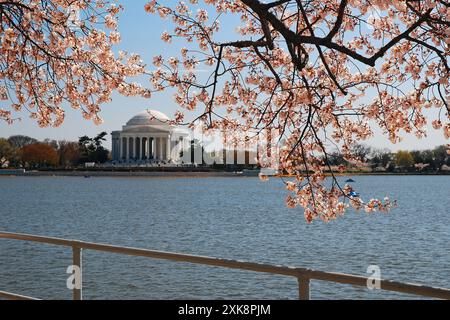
[126,110,170,126]
[119,110,189,136]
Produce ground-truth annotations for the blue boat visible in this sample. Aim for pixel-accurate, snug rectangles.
[349,191,360,198]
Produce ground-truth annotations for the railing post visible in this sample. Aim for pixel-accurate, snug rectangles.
[298,275,310,300]
[72,245,82,300]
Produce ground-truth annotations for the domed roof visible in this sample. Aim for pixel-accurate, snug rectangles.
[126,110,170,126]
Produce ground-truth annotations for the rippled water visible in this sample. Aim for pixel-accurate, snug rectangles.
[0,175,449,300]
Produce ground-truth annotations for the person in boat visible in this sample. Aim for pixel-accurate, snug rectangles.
[346,184,360,198]
[349,190,360,197]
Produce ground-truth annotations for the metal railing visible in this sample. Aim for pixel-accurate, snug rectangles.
[1,231,450,300]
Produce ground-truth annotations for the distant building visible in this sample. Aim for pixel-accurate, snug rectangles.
[111,110,189,164]
[84,162,96,168]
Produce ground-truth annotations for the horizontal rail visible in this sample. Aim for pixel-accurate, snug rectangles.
[1,231,450,300]
[0,232,299,277]
[0,290,40,301]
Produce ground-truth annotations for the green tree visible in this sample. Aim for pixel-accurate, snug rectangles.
[420,150,436,170]
[410,150,425,165]
[370,148,392,168]
[328,151,347,166]
[78,132,110,164]
[433,146,449,170]
[395,151,415,168]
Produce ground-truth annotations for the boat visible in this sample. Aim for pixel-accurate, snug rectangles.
[349,191,360,198]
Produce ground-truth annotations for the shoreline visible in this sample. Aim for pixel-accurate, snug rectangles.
[0,170,244,178]
[0,169,449,178]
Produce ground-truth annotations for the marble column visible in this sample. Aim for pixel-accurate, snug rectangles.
[118,137,122,161]
[127,137,131,160]
[120,137,123,160]
[159,137,164,160]
[111,138,115,160]
[166,135,171,160]
[178,137,183,161]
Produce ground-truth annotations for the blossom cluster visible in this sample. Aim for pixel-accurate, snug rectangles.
[0,0,150,127]
[142,0,449,222]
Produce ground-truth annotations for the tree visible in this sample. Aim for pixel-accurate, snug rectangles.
[421,149,436,170]
[410,145,449,171]
[93,132,108,149]
[0,0,149,127]
[0,138,14,167]
[410,150,425,166]
[57,141,81,167]
[351,144,372,163]
[78,132,109,164]
[7,135,38,149]
[395,151,414,168]
[432,145,450,170]
[43,139,59,150]
[328,151,346,167]
[5,135,39,167]
[370,148,392,169]
[2,1,449,223]
[144,0,448,222]
[20,143,58,168]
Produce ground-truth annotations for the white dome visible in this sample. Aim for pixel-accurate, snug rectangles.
[126,110,170,126]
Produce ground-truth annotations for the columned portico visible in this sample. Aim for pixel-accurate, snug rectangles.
[119,135,173,161]
[111,110,189,164]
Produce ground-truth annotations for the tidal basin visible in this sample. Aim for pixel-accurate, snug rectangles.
[0,175,449,299]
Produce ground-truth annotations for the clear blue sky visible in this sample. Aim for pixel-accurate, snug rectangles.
[0,0,446,151]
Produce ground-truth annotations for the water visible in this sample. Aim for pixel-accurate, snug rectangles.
[0,175,449,300]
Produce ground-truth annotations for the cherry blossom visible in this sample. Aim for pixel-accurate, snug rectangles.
[0,0,149,127]
[144,0,449,223]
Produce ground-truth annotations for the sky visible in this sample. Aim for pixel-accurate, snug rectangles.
[0,0,447,152]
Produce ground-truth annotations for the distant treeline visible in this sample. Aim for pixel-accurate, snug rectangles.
[1,134,449,173]
[327,144,450,173]
[0,133,110,169]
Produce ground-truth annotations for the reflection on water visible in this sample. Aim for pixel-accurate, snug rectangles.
[0,175,449,299]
